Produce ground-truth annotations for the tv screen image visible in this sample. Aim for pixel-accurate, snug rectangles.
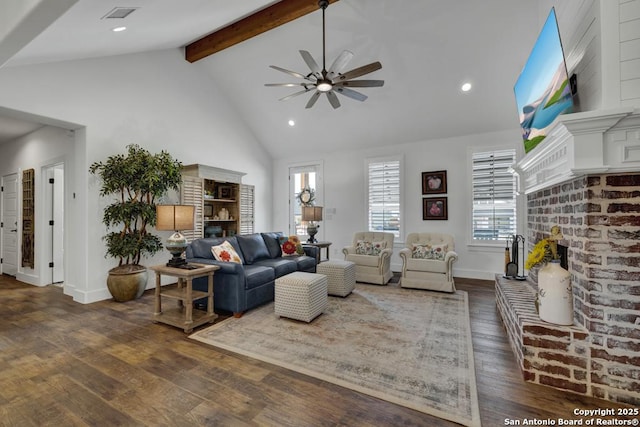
[514,7,574,154]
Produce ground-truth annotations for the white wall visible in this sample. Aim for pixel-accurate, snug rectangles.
[619,0,640,106]
[274,129,522,281]
[0,48,273,303]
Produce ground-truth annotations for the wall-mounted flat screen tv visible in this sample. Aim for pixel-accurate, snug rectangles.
[514,7,574,154]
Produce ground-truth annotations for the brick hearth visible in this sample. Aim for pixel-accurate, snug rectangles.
[497,173,640,406]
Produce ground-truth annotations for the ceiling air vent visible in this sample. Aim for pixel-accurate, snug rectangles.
[101,7,138,19]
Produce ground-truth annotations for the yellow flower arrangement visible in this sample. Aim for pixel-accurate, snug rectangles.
[525,226,563,270]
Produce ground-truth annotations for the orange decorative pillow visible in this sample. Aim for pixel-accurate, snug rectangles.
[211,241,242,263]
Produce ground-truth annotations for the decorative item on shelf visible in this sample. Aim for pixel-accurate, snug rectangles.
[204,225,222,238]
[302,205,323,243]
[218,207,229,220]
[218,185,233,199]
[525,226,573,325]
[156,205,195,269]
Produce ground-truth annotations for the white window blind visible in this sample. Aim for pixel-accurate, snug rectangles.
[472,149,516,241]
[367,158,401,238]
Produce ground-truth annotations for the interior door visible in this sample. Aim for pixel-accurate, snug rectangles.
[1,173,19,276]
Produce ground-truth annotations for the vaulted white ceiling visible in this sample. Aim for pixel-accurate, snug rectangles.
[0,0,541,156]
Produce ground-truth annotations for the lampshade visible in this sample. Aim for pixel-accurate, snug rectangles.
[156,205,195,231]
[301,206,323,222]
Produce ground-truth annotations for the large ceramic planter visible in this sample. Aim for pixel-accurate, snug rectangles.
[537,260,573,325]
[107,265,148,302]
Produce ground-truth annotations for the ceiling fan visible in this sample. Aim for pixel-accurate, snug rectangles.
[265,0,384,109]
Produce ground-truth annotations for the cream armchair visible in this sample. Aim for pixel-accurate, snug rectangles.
[342,232,394,285]
[399,232,458,292]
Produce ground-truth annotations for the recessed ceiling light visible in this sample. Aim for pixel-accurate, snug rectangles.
[288,120,295,127]
[461,82,472,92]
[112,26,127,32]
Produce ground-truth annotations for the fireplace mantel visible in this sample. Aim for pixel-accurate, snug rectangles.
[512,107,640,194]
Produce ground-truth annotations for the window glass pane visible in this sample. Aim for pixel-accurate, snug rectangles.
[367,159,400,238]
[472,149,516,241]
[293,171,316,237]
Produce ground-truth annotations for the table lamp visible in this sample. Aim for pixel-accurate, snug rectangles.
[156,205,195,268]
[301,205,323,243]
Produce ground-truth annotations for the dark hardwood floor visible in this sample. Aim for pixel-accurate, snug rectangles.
[0,274,631,426]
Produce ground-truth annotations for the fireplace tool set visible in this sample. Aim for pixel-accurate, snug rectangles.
[504,234,526,280]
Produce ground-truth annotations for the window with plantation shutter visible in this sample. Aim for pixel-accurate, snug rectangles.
[367,157,401,239]
[471,149,516,241]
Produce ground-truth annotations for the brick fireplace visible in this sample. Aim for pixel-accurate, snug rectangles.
[497,108,640,406]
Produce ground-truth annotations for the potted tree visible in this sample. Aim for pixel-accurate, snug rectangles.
[90,144,183,301]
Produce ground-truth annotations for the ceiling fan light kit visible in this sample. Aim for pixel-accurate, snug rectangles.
[265,0,384,109]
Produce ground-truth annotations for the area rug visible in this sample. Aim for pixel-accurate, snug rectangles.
[190,284,481,427]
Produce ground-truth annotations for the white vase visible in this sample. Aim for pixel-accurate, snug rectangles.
[537,260,573,325]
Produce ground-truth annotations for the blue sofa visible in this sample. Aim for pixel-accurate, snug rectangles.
[185,232,318,317]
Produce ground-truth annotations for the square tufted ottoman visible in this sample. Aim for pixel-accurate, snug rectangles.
[275,272,328,322]
[317,260,356,297]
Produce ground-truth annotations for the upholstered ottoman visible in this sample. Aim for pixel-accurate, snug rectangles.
[317,260,356,297]
[275,272,328,322]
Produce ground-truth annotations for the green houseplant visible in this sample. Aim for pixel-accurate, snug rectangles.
[90,144,183,301]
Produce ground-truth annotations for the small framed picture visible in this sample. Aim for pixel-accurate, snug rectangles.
[218,185,233,199]
[423,197,448,220]
[204,204,213,217]
[422,170,447,194]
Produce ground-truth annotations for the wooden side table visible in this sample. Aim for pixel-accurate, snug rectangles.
[303,241,332,262]
[150,263,220,333]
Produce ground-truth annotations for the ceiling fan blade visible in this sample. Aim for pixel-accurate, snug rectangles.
[279,88,313,101]
[327,50,354,79]
[335,61,382,82]
[334,79,384,88]
[334,87,368,102]
[265,83,308,87]
[299,50,321,79]
[269,65,313,81]
[326,91,341,109]
[305,91,321,109]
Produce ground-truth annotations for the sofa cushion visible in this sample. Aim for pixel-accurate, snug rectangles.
[243,265,275,290]
[211,241,242,263]
[261,232,285,258]
[237,234,271,264]
[254,258,297,278]
[345,253,380,267]
[294,255,317,272]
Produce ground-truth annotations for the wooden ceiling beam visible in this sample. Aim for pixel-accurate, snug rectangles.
[185,0,339,63]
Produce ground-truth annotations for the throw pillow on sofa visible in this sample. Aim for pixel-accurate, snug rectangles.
[211,241,242,263]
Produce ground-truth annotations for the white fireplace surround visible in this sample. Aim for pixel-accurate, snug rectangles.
[513,107,640,194]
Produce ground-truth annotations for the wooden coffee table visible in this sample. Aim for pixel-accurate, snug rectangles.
[150,263,220,333]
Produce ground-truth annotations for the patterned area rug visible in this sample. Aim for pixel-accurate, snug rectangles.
[190,284,481,427]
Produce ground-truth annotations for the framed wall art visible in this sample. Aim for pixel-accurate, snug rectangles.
[423,197,448,220]
[422,170,447,194]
